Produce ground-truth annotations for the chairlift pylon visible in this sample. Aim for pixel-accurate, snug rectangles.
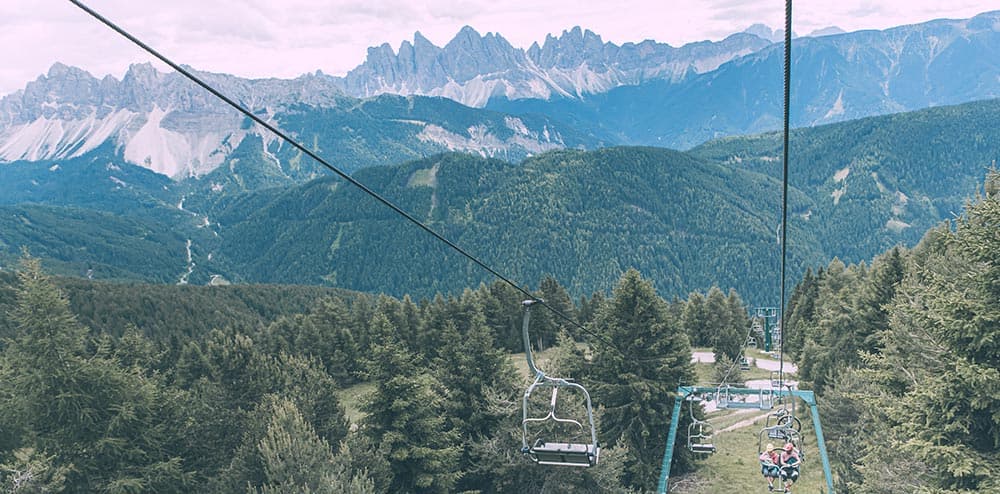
[520,300,600,467]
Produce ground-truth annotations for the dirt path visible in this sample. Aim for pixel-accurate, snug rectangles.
[719,411,772,433]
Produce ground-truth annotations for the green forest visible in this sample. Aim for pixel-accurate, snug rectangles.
[1,170,996,492]
[4,99,999,302]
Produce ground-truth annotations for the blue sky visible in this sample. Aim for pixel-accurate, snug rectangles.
[1,0,996,96]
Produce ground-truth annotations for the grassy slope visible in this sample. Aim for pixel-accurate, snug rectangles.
[673,411,827,493]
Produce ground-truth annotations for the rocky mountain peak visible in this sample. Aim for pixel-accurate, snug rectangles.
[530,26,610,69]
[340,23,775,106]
[743,23,781,42]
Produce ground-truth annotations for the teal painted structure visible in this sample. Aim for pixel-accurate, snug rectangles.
[754,307,779,352]
[656,386,834,493]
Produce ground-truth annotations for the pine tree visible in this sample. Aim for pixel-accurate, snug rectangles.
[2,254,193,492]
[681,291,709,347]
[783,267,821,359]
[255,398,374,494]
[363,339,461,493]
[856,183,1000,492]
[797,258,864,393]
[0,448,70,493]
[706,287,747,362]
[587,269,695,489]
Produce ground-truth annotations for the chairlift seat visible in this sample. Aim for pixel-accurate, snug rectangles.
[529,441,599,467]
[768,428,790,439]
[690,443,716,454]
[519,302,600,468]
[726,398,773,410]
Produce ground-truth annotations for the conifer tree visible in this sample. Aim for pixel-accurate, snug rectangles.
[363,337,461,493]
[681,291,709,347]
[2,254,192,492]
[783,267,821,359]
[587,268,695,489]
[0,448,70,493]
[256,398,374,494]
[852,183,1000,492]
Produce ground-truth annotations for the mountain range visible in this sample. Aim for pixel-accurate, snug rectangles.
[2,11,998,182]
[0,63,585,180]
[341,26,771,107]
[487,10,1000,147]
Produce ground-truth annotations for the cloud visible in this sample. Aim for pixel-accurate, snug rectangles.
[1,0,997,97]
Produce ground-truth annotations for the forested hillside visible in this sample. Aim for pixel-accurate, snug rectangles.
[203,147,802,302]
[692,98,1000,262]
[2,99,997,302]
[0,170,995,492]
[781,170,1000,492]
[0,254,716,492]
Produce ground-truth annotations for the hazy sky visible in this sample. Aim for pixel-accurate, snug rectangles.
[1,0,996,96]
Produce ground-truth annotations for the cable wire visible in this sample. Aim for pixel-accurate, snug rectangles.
[778,0,793,386]
[66,0,623,353]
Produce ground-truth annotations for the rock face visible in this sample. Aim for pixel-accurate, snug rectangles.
[342,26,772,107]
[2,12,998,176]
[0,62,583,181]
[0,63,346,178]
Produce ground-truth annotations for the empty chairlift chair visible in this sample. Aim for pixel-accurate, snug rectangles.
[686,395,716,454]
[520,300,599,467]
[716,384,774,410]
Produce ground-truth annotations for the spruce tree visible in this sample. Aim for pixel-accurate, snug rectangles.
[587,268,695,489]
[3,255,192,492]
[363,338,461,493]
[256,398,374,494]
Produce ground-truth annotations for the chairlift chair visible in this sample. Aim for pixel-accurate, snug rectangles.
[759,387,806,460]
[520,300,599,467]
[739,356,751,371]
[716,385,774,410]
[770,370,783,389]
[765,409,802,437]
[685,393,716,454]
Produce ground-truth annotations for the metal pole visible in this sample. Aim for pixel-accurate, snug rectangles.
[657,388,690,493]
[809,402,836,493]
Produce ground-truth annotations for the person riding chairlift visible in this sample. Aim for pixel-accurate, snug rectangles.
[759,442,781,491]
[779,442,801,493]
